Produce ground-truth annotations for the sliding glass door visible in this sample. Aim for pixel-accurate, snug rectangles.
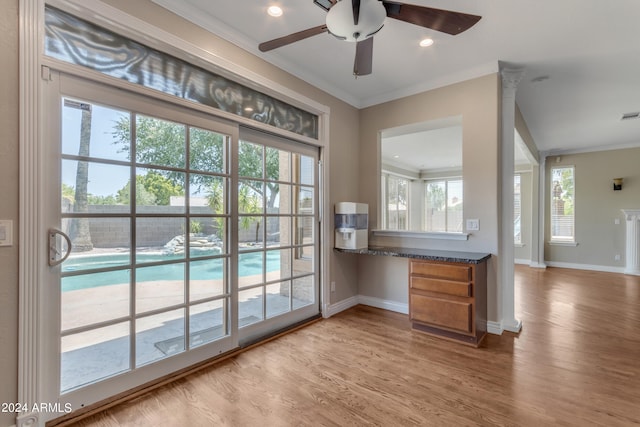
[43,73,319,412]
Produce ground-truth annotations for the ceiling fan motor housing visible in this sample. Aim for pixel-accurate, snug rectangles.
[326,0,386,42]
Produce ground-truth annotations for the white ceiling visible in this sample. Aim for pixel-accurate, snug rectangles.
[153,0,640,155]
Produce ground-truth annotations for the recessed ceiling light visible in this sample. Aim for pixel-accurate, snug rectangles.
[267,5,283,17]
[419,38,434,47]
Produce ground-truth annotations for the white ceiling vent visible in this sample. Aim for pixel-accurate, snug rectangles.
[621,112,640,121]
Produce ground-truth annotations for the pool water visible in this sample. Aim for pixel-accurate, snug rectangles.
[61,250,280,292]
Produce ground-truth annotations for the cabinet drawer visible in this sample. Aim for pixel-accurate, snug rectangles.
[410,261,471,282]
[411,294,472,333]
[410,276,471,297]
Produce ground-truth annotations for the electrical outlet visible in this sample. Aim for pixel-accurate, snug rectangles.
[615,254,621,261]
[466,219,480,231]
[0,220,12,247]
[615,218,621,225]
[330,281,336,292]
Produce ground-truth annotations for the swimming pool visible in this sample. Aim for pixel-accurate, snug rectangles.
[61,250,280,292]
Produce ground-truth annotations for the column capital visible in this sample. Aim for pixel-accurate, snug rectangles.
[501,67,525,92]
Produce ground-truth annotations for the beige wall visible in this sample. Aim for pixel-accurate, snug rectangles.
[355,74,502,320]
[545,147,640,268]
[0,1,19,425]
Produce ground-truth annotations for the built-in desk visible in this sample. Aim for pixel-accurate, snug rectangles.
[335,246,491,347]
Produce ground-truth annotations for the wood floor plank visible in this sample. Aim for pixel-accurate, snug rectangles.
[61,266,640,426]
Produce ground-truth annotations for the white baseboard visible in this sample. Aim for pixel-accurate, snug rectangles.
[514,258,530,265]
[323,296,359,318]
[545,261,625,274]
[529,262,547,269]
[487,321,503,335]
[357,295,409,314]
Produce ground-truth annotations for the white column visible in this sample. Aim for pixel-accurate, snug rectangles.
[499,66,524,334]
[622,210,640,275]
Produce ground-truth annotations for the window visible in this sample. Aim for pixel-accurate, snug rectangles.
[550,166,575,242]
[424,179,463,232]
[514,174,521,245]
[381,173,409,230]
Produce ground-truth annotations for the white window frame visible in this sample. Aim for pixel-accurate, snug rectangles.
[549,165,576,245]
[381,172,410,230]
[514,174,522,245]
[423,177,463,233]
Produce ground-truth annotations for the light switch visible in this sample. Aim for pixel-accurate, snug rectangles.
[0,220,13,247]
[466,219,480,231]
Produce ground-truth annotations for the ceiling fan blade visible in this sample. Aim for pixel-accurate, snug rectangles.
[352,0,361,25]
[259,25,329,52]
[382,1,481,35]
[313,0,336,12]
[353,37,373,76]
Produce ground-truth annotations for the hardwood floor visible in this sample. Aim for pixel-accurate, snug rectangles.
[62,266,640,426]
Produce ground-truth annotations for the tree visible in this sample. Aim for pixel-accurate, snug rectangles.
[72,107,94,252]
[137,171,184,205]
[113,117,281,208]
[116,179,157,205]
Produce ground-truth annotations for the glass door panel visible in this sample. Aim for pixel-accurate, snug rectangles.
[55,79,236,403]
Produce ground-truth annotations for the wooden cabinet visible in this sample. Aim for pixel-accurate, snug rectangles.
[409,258,487,347]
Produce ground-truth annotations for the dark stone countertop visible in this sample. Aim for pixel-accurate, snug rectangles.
[334,246,491,264]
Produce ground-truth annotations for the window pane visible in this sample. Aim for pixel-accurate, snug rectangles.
[239,216,264,250]
[292,276,314,310]
[136,217,186,260]
[266,216,291,247]
[62,160,131,214]
[238,251,264,288]
[190,258,227,302]
[425,181,446,232]
[266,282,291,319]
[136,264,185,314]
[267,248,290,281]
[239,287,263,326]
[514,175,521,244]
[61,270,130,332]
[136,309,185,366]
[266,147,290,182]
[294,154,314,185]
[239,141,263,178]
[135,115,186,169]
[135,168,185,213]
[239,180,264,214]
[189,300,226,348]
[62,99,130,162]
[61,321,130,392]
[447,180,463,232]
[189,127,226,173]
[551,167,575,240]
[267,183,290,214]
[190,175,226,215]
[295,186,314,215]
[61,218,131,271]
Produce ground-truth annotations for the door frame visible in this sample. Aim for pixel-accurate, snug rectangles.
[18,1,331,425]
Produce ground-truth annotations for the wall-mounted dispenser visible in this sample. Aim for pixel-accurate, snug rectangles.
[335,202,368,250]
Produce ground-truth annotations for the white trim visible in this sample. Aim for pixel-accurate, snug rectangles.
[514,258,530,265]
[548,240,578,247]
[18,0,45,426]
[529,262,547,269]
[487,321,503,335]
[323,296,359,318]
[545,261,625,274]
[357,296,409,315]
[371,229,469,241]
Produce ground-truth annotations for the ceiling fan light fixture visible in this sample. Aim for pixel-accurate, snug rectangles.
[326,0,386,42]
[267,5,283,17]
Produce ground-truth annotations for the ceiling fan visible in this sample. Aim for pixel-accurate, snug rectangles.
[259,0,481,76]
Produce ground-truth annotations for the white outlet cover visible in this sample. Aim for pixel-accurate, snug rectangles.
[466,219,480,231]
[0,220,13,247]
